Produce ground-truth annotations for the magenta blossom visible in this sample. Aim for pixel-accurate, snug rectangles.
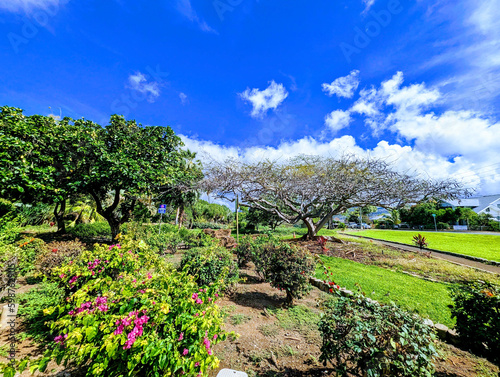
[178,332,184,341]
[182,348,189,356]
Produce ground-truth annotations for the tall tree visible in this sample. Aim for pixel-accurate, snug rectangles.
[203,155,469,239]
[81,115,194,239]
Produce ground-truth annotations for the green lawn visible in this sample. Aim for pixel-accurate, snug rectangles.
[316,255,455,327]
[345,229,500,262]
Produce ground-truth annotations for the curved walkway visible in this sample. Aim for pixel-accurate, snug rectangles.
[344,234,500,275]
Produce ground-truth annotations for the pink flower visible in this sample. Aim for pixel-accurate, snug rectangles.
[213,334,218,340]
[138,290,145,294]
[147,273,152,279]
[68,310,75,316]
[69,275,78,285]
[191,293,198,300]
[215,293,219,298]
[195,298,203,305]
[182,348,189,356]
[54,334,68,345]
[152,301,156,305]
[95,296,107,305]
[59,274,66,279]
[194,362,200,367]
[208,298,212,302]
[132,279,136,283]
[194,313,199,317]
[178,332,184,341]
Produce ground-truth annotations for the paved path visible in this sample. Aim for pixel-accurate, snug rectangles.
[344,234,500,275]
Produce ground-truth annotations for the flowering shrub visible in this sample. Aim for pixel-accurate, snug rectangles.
[449,281,500,363]
[19,235,230,377]
[254,241,315,305]
[181,246,239,290]
[319,295,437,377]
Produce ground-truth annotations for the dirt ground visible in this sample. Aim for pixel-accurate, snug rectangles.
[1,237,499,377]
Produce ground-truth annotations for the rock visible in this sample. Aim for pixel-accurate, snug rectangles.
[434,323,449,339]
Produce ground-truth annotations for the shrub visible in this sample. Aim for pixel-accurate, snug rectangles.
[449,281,500,364]
[254,242,315,304]
[319,295,437,376]
[16,203,53,226]
[412,233,428,250]
[17,281,65,340]
[0,199,15,218]
[21,235,230,377]
[181,246,239,290]
[234,235,269,267]
[0,237,45,278]
[191,221,228,230]
[437,222,450,230]
[336,222,346,230]
[37,239,85,277]
[68,221,111,239]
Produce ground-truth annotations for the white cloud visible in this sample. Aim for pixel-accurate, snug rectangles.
[127,72,161,102]
[0,0,61,13]
[322,70,360,99]
[239,81,289,118]
[176,0,216,33]
[324,110,352,133]
[362,0,376,14]
[179,92,188,105]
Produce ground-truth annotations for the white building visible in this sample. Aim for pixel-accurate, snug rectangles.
[441,195,500,222]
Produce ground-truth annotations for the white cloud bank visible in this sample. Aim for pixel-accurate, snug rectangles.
[239,81,289,118]
[176,0,216,33]
[322,70,360,99]
[185,71,500,195]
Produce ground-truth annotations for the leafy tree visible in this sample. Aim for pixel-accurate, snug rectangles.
[382,209,401,226]
[0,107,96,232]
[246,207,284,230]
[203,155,468,239]
[80,115,195,239]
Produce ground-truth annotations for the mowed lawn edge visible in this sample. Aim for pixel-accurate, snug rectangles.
[316,255,455,327]
[345,229,500,262]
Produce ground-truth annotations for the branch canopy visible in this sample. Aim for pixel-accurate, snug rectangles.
[202,155,470,234]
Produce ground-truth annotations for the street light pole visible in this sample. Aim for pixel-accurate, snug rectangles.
[432,213,437,232]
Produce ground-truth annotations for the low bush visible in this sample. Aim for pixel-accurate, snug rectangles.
[254,241,315,305]
[68,221,111,239]
[0,237,45,279]
[234,235,269,267]
[181,246,239,290]
[449,281,500,364]
[16,203,53,226]
[15,235,230,377]
[37,239,85,277]
[437,222,451,230]
[17,281,65,340]
[0,199,15,218]
[191,221,227,230]
[319,294,437,376]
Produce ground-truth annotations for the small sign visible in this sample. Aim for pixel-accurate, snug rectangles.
[431,214,436,217]
[158,204,167,214]
[159,204,167,209]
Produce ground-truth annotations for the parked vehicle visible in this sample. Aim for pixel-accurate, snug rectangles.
[361,223,370,229]
[348,222,358,229]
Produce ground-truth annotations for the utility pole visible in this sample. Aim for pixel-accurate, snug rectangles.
[235,195,239,243]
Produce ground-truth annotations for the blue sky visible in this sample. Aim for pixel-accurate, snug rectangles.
[1,0,499,194]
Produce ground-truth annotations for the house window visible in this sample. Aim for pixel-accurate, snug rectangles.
[486,208,490,212]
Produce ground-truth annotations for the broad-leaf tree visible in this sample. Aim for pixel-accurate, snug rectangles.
[203,155,469,239]
[0,107,94,232]
[81,115,194,239]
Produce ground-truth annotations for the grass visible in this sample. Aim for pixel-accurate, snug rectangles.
[345,229,500,262]
[316,255,455,327]
[268,305,321,342]
[336,234,500,285]
[229,313,252,326]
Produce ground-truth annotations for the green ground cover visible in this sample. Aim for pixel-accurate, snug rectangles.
[315,255,455,327]
[345,229,500,262]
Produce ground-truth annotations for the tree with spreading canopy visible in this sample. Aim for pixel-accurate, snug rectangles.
[203,155,469,239]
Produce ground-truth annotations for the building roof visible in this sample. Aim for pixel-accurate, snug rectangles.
[442,195,500,213]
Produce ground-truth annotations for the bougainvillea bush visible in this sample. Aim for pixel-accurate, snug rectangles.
[16,235,230,377]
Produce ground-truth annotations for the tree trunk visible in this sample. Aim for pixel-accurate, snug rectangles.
[302,218,317,240]
[54,200,66,234]
[108,218,121,241]
[178,203,185,228]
